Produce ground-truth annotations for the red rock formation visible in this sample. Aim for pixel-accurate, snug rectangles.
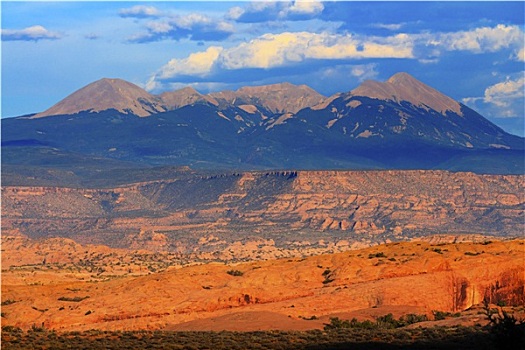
[2,171,522,255]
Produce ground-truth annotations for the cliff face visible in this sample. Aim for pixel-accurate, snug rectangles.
[2,170,523,254]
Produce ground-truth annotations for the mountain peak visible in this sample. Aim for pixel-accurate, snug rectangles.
[160,87,218,110]
[387,72,418,85]
[33,78,165,118]
[210,82,326,114]
[351,73,462,115]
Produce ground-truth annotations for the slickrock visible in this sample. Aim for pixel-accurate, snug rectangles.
[1,240,523,331]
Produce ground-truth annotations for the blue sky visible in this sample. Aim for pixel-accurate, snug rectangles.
[2,1,524,136]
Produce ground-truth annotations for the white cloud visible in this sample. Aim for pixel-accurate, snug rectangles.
[430,24,524,54]
[226,6,245,21]
[173,13,212,30]
[129,13,234,42]
[148,24,524,94]
[219,32,413,70]
[484,76,525,108]
[372,23,404,31]
[146,21,172,34]
[119,5,161,18]
[350,64,379,81]
[156,46,224,80]
[463,75,525,120]
[514,48,525,62]
[287,0,324,15]
[1,25,62,41]
[229,0,323,22]
[150,31,414,84]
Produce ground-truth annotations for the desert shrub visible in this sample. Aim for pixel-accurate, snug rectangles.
[300,315,318,320]
[324,313,429,331]
[376,313,401,329]
[1,300,17,306]
[57,296,89,302]
[400,313,428,325]
[433,310,450,320]
[464,251,480,256]
[368,252,387,259]
[324,317,351,330]
[484,301,525,349]
[29,324,46,333]
[226,270,243,277]
[2,325,23,333]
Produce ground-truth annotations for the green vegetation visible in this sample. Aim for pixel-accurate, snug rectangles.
[226,270,244,277]
[368,252,387,259]
[432,310,461,320]
[57,296,90,302]
[0,325,497,350]
[483,300,525,349]
[324,313,429,331]
[464,251,481,256]
[321,269,335,284]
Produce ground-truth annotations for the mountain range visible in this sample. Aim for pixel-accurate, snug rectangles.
[2,72,523,185]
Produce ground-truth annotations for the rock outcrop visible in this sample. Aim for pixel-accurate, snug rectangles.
[1,170,523,255]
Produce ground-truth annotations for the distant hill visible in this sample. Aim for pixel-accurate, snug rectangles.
[2,73,523,179]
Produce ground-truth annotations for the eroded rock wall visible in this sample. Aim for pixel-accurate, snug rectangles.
[2,170,523,251]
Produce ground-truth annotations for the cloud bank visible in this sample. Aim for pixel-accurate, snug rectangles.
[147,24,523,88]
[148,31,413,86]
[121,5,235,42]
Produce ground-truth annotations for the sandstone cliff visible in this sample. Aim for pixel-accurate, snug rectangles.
[2,170,523,256]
